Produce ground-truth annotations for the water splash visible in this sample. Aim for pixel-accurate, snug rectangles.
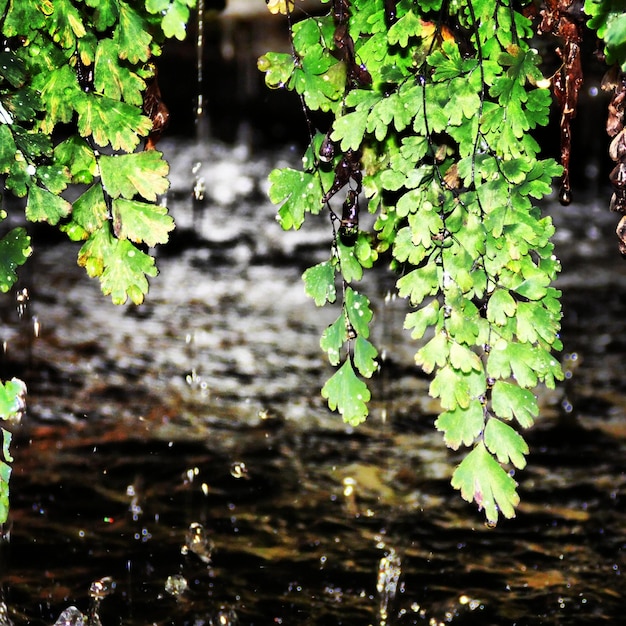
[376,548,402,626]
[181,522,213,564]
[89,577,115,600]
[165,574,188,597]
[0,602,12,626]
[53,607,86,626]
[88,577,115,626]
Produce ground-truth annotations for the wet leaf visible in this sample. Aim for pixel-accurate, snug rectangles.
[0,378,27,423]
[25,185,72,225]
[77,226,111,278]
[114,2,152,64]
[514,274,550,301]
[11,128,52,161]
[484,417,528,469]
[54,136,97,184]
[387,9,424,47]
[268,168,322,230]
[415,332,449,375]
[491,380,538,428]
[320,316,347,366]
[0,51,27,88]
[449,341,482,374]
[393,227,431,265]
[487,288,517,326]
[331,109,369,152]
[86,233,158,305]
[321,359,371,426]
[66,184,108,237]
[403,299,439,340]
[353,336,378,378]
[94,38,146,106]
[396,261,439,306]
[345,288,373,338]
[0,228,31,292]
[113,198,174,247]
[303,261,336,306]
[451,441,520,522]
[336,240,363,283]
[0,125,17,173]
[75,94,152,151]
[84,0,119,30]
[45,0,86,48]
[435,400,485,449]
[429,365,472,410]
[37,164,71,194]
[487,340,539,388]
[161,1,193,40]
[1,0,46,37]
[99,151,169,201]
[258,52,295,89]
[3,87,39,121]
[35,65,83,132]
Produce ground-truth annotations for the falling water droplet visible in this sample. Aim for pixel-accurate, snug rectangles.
[559,185,572,205]
[195,0,209,141]
[185,467,199,483]
[230,461,249,479]
[377,548,402,626]
[193,172,206,202]
[182,522,213,563]
[165,574,188,597]
[16,288,29,319]
[342,476,358,515]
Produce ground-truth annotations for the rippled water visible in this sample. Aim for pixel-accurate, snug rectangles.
[1,138,626,625]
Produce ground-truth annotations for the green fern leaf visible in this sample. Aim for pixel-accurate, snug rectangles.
[451,442,520,522]
[303,262,336,306]
[321,359,371,426]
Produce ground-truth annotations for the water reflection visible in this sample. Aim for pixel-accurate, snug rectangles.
[0,139,626,624]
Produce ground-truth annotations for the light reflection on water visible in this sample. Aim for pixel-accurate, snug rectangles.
[1,138,626,625]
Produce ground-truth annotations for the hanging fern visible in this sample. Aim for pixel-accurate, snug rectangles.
[260,0,573,523]
[0,0,195,524]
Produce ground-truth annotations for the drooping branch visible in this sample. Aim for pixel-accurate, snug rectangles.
[603,67,626,254]
[538,0,585,205]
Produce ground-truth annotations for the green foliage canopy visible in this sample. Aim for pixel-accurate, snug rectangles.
[1,0,626,527]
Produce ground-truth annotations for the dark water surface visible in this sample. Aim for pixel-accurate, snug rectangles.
[1,139,626,625]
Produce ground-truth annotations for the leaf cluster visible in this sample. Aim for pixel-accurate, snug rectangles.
[1,0,190,308]
[0,0,195,523]
[263,0,566,522]
[585,0,626,71]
